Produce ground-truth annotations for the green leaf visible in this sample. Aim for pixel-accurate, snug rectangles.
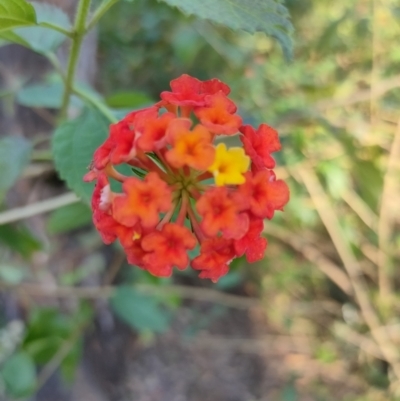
[105,91,153,108]
[52,107,109,203]
[0,0,36,32]
[0,29,30,46]
[159,0,293,59]
[16,81,82,109]
[111,286,171,333]
[0,136,31,195]
[11,2,71,53]
[0,264,26,284]
[17,81,64,108]
[281,381,298,401]
[0,224,42,258]
[1,351,36,397]
[318,161,349,199]
[47,202,92,234]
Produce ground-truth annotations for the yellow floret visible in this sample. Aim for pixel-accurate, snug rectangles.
[208,143,250,186]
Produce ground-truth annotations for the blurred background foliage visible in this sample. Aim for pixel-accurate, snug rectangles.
[0,0,400,400]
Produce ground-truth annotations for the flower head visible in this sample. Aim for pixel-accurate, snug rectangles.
[84,74,289,281]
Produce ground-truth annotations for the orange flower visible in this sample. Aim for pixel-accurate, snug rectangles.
[136,111,175,151]
[239,171,290,219]
[141,223,197,277]
[240,124,281,170]
[191,238,236,282]
[234,216,267,263]
[160,74,230,107]
[165,119,215,170]
[196,187,249,239]
[194,92,242,135]
[113,172,172,228]
[85,74,290,281]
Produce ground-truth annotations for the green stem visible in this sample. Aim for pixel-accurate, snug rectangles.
[73,85,117,123]
[31,150,53,161]
[59,0,92,121]
[46,53,67,83]
[39,22,73,37]
[87,0,120,32]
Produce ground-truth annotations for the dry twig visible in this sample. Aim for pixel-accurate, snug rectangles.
[377,117,400,299]
[0,282,259,310]
[297,163,400,382]
[0,192,79,225]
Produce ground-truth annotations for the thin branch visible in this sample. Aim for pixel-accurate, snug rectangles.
[38,22,73,37]
[1,283,259,310]
[0,193,79,225]
[73,85,117,123]
[59,0,92,120]
[263,222,353,295]
[334,322,382,359]
[341,189,379,231]
[377,117,400,299]
[297,163,400,381]
[36,324,85,390]
[86,0,120,32]
[315,74,400,111]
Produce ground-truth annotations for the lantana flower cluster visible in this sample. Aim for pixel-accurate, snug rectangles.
[84,74,289,282]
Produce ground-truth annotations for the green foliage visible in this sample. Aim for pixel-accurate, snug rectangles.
[23,307,88,382]
[0,264,26,284]
[105,90,153,108]
[281,381,298,401]
[52,107,109,203]
[0,0,36,32]
[17,82,65,108]
[59,254,105,285]
[47,202,92,234]
[0,351,36,397]
[0,224,42,258]
[111,286,171,333]
[0,136,31,196]
[159,0,293,59]
[10,2,71,53]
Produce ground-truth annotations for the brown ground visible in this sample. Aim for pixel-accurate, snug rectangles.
[34,298,283,401]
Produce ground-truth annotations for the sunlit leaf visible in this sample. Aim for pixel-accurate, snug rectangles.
[11,2,71,53]
[0,0,36,32]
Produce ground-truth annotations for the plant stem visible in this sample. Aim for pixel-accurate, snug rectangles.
[59,0,92,121]
[73,85,117,123]
[87,0,120,32]
[39,22,73,37]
